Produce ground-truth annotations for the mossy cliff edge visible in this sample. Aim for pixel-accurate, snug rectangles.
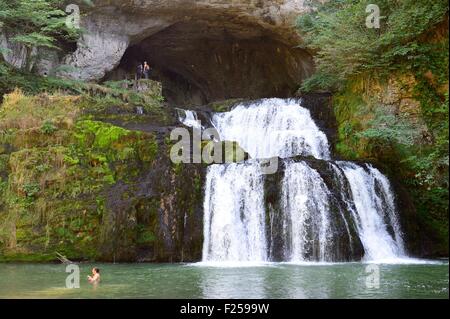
[0,85,205,262]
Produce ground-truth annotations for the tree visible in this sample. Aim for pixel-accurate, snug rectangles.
[0,0,80,71]
[297,0,449,92]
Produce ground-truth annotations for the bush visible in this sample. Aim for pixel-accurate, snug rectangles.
[22,183,40,198]
[298,0,449,250]
[297,0,449,92]
[40,121,58,134]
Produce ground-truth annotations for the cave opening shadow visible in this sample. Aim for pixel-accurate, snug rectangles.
[103,22,314,107]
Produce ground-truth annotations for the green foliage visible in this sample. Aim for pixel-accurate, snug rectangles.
[297,0,449,92]
[0,0,79,42]
[357,107,420,146]
[22,183,40,198]
[0,91,164,261]
[12,33,58,50]
[404,91,449,189]
[136,225,156,245]
[302,0,449,251]
[0,0,80,70]
[40,120,58,135]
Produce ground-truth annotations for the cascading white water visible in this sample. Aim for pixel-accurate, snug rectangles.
[337,162,406,260]
[202,162,267,262]
[281,161,332,262]
[212,99,331,160]
[181,98,408,263]
[368,165,406,254]
[177,109,202,130]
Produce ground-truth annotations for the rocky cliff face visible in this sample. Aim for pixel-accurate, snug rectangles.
[2,1,314,105]
[0,83,207,262]
[61,0,309,77]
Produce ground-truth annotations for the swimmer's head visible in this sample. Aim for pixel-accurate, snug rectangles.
[92,268,100,274]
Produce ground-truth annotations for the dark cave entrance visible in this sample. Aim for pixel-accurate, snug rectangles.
[104,21,314,107]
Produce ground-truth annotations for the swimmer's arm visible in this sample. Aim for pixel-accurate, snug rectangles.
[87,274,99,282]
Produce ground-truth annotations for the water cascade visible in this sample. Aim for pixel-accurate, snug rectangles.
[212,99,330,160]
[179,98,406,262]
[202,163,267,262]
[336,162,405,261]
[177,109,203,130]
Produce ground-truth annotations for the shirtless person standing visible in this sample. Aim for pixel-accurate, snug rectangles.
[87,268,100,284]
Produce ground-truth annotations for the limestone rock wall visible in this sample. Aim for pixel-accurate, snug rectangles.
[1,1,314,104]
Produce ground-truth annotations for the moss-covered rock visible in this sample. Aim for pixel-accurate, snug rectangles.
[206,99,245,113]
[0,89,204,262]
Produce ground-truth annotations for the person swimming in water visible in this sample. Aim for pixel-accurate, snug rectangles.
[87,267,100,284]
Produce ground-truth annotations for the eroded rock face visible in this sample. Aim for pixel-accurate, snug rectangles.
[58,0,313,104]
[0,33,61,75]
[0,33,31,70]
[60,31,129,81]
[360,74,433,144]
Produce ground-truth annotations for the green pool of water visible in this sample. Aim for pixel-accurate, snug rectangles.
[0,261,448,299]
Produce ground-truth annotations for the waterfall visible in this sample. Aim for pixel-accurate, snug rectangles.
[202,162,267,262]
[280,161,332,262]
[337,162,406,260]
[179,98,407,263]
[136,106,144,115]
[212,98,330,160]
[177,109,202,130]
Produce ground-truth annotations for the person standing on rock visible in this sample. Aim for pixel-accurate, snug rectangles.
[136,63,143,81]
[143,61,150,79]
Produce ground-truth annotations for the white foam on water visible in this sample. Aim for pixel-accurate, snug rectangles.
[191,261,276,268]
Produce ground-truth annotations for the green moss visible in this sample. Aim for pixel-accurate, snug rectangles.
[74,120,130,149]
[0,90,166,262]
[208,98,244,112]
[333,90,368,159]
[136,138,158,163]
[137,225,157,245]
[0,154,9,172]
[172,161,184,175]
[200,140,248,164]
